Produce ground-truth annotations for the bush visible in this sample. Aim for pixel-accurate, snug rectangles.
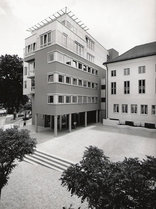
[61,146,156,209]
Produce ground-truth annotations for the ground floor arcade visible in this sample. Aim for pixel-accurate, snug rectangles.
[35,110,99,137]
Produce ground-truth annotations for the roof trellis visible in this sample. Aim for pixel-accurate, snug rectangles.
[27,7,89,32]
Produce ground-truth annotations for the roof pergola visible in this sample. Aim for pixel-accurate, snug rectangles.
[27,7,89,33]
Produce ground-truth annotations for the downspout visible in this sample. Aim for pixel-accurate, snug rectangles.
[103,62,108,119]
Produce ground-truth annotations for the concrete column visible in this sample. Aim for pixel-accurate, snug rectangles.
[85,112,87,127]
[35,113,38,132]
[96,110,98,123]
[69,113,71,132]
[78,113,80,126]
[50,115,53,129]
[54,115,58,137]
[59,115,62,131]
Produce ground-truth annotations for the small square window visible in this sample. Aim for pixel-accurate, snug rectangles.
[48,95,53,103]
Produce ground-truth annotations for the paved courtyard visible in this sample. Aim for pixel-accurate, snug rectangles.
[0,117,156,209]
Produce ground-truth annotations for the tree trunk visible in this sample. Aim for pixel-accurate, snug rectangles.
[0,187,2,200]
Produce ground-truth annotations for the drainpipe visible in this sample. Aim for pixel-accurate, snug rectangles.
[103,63,108,119]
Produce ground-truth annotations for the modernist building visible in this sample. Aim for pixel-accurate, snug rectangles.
[23,7,108,136]
[104,42,156,128]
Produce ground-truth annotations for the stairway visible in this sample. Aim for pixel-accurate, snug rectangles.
[24,149,73,172]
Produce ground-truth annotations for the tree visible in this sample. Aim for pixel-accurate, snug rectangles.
[0,128,36,198]
[0,54,28,113]
[61,146,156,209]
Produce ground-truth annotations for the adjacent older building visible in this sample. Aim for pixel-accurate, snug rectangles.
[23,7,108,136]
[104,42,156,128]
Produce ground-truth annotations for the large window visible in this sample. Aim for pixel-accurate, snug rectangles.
[122,104,128,113]
[66,76,71,84]
[48,95,54,104]
[24,67,27,76]
[48,74,54,82]
[83,96,87,103]
[66,96,71,103]
[111,82,116,94]
[78,96,83,103]
[124,81,130,94]
[58,96,64,103]
[40,31,51,48]
[72,96,77,103]
[62,33,67,47]
[141,105,148,114]
[131,104,137,113]
[151,105,156,115]
[75,41,84,56]
[138,66,146,74]
[72,78,77,85]
[124,68,130,75]
[114,104,119,113]
[139,79,145,94]
[86,36,94,50]
[58,75,64,83]
[111,70,116,77]
[87,53,94,63]
[48,52,55,62]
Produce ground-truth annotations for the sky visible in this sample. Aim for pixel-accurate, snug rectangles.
[0,0,155,58]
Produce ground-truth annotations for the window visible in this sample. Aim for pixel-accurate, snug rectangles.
[73,78,77,85]
[87,53,94,62]
[141,105,148,114]
[75,42,84,56]
[66,76,71,84]
[73,60,77,68]
[24,67,27,76]
[95,97,98,103]
[131,104,137,113]
[88,82,91,88]
[101,98,106,103]
[78,79,82,86]
[139,80,145,94]
[124,68,130,75]
[83,80,87,87]
[72,96,77,103]
[83,65,87,71]
[95,83,98,89]
[48,95,53,104]
[88,97,91,103]
[122,104,128,113]
[111,70,116,77]
[111,82,116,94]
[78,62,82,70]
[58,96,64,103]
[66,96,71,103]
[78,96,82,103]
[62,33,67,47]
[95,70,98,75]
[92,97,95,103]
[114,104,119,113]
[151,105,156,115]
[92,68,95,75]
[101,85,106,89]
[48,74,54,82]
[138,66,146,74]
[83,96,87,103]
[124,81,130,94]
[48,52,55,62]
[92,83,95,89]
[86,36,94,50]
[88,66,91,73]
[58,75,64,83]
[40,31,51,47]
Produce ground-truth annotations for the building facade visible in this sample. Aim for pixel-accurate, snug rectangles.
[104,42,156,128]
[23,8,108,136]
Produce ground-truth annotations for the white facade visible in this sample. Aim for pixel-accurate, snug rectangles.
[107,55,156,127]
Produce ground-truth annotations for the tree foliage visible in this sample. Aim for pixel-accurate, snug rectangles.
[61,146,156,209]
[0,54,28,113]
[0,128,36,197]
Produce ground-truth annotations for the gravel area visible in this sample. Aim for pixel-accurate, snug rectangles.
[0,161,88,209]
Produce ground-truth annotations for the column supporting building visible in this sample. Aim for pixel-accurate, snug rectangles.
[59,115,62,131]
[54,115,58,137]
[69,113,71,132]
[85,112,87,127]
[96,110,98,123]
[35,113,38,132]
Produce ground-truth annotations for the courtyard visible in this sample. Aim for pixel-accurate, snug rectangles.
[0,119,156,209]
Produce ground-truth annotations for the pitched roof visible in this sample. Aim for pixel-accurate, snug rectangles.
[104,42,156,64]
